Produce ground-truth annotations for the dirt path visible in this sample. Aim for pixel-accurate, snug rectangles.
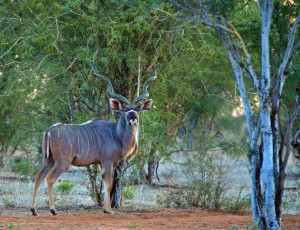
[0,206,299,230]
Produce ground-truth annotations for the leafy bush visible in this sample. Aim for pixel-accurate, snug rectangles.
[157,189,188,208]
[56,182,76,194]
[223,187,250,214]
[123,186,135,199]
[158,186,250,213]
[158,151,250,213]
[223,197,250,214]
[182,152,229,210]
[10,157,39,178]
[127,223,137,230]
[2,196,15,208]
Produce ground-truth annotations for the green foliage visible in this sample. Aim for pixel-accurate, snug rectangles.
[159,184,250,213]
[158,151,226,210]
[127,223,137,230]
[56,182,76,194]
[2,196,15,209]
[158,148,250,213]
[223,187,250,214]
[0,1,239,177]
[228,226,240,230]
[123,186,135,199]
[244,223,259,230]
[229,225,259,230]
[10,157,39,178]
[5,223,16,230]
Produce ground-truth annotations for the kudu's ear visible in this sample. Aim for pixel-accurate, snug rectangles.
[140,99,153,111]
[110,99,122,111]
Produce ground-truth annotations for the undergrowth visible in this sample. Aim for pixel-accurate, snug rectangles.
[123,186,135,199]
[10,157,39,179]
[157,151,250,213]
[56,182,76,194]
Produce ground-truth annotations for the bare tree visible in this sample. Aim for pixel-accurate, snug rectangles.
[172,0,300,229]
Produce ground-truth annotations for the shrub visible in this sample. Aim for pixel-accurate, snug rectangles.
[2,196,15,208]
[123,186,135,199]
[223,187,250,214]
[157,189,188,208]
[127,223,137,230]
[56,182,76,194]
[10,157,39,178]
[181,152,229,210]
[158,151,250,213]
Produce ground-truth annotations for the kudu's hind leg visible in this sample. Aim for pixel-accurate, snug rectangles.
[31,160,55,216]
[102,162,114,214]
[46,163,68,215]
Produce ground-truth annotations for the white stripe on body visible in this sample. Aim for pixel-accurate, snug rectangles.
[80,120,93,125]
[51,122,63,127]
[61,125,73,155]
[92,126,101,151]
[74,125,83,158]
[73,126,81,157]
[86,126,94,159]
[47,132,51,158]
[81,127,90,160]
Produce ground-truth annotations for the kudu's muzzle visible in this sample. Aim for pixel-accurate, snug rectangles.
[126,111,138,126]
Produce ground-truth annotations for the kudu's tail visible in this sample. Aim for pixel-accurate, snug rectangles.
[42,131,52,159]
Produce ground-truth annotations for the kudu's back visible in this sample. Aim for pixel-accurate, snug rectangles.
[44,120,122,167]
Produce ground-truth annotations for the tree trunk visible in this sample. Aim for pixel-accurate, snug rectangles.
[187,115,198,149]
[146,150,156,184]
[259,1,278,228]
[110,159,124,208]
[86,164,102,205]
[145,141,159,184]
[292,128,300,158]
[250,146,265,228]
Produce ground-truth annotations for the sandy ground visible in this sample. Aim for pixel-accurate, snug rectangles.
[0,206,299,230]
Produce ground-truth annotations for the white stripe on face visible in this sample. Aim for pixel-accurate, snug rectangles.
[125,110,138,126]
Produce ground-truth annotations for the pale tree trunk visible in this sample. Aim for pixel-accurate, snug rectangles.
[259,1,278,229]
[225,43,263,226]
[203,8,264,226]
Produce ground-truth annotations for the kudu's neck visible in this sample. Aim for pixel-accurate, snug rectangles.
[116,116,139,146]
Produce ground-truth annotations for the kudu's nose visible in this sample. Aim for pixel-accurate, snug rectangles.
[127,111,138,126]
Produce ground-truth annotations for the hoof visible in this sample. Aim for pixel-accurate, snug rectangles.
[103,209,114,214]
[50,209,58,215]
[30,208,38,216]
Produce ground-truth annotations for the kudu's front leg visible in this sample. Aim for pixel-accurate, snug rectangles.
[102,162,114,214]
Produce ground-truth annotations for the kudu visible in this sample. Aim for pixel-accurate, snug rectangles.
[31,66,156,216]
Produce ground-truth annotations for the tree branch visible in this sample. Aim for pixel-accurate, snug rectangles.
[173,1,259,89]
[0,36,23,60]
[283,97,300,165]
[276,13,300,90]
